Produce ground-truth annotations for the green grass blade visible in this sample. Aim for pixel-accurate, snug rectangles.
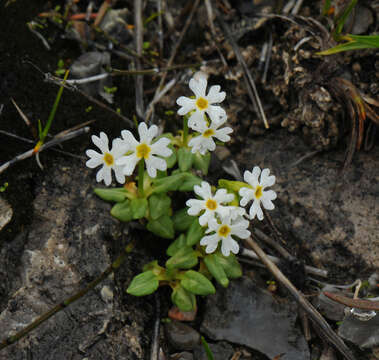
[322,0,332,16]
[333,0,357,39]
[39,70,69,144]
[201,336,214,360]
[317,35,379,55]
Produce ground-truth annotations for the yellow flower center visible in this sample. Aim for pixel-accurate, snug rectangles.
[203,129,215,138]
[136,143,151,159]
[218,225,231,238]
[196,97,209,110]
[103,152,114,166]
[205,199,217,211]
[255,185,263,199]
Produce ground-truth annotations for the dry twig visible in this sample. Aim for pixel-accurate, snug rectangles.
[244,236,356,360]
[216,11,269,129]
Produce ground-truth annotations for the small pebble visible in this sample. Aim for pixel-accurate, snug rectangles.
[165,321,200,351]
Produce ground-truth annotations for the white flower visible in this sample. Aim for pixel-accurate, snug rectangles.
[116,122,172,178]
[239,166,277,221]
[200,215,250,256]
[188,116,233,155]
[186,181,234,226]
[86,132,128,186]
[176,77,226,128]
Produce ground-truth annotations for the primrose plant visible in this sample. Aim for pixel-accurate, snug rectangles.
[86,75,277,311]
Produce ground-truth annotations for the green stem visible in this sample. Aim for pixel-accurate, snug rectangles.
[0,243,134,352]
[183,116,189,146]
[138,160,145,197]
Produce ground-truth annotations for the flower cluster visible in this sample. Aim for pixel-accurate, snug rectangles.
[176,76,233,154]
[86,122,172,185]
[186,166,277,257]
[85,74,279,311]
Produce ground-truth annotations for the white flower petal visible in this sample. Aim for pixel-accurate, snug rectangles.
[199,211,215,227]
[260,168,276,187]
[215,205,231,219]
[114,166,126,184]
[96,166,105,183]
[177,97,196,115]
[111,138,129,158]
[138,122,154,143]
[117,154,139,175]
[145,156,167,178]
[86,157,103,169]
[231,225,250,239]
[221,237,239,256]
[214,189,234,203]
[186,199,205,215]
[189,78,207,98]
[213,127,233,142]
[92,132,109,153]
[188,136,203,154]
[207,217,220,231]
[207,85,226,104]
[200,234,219,254]
[103,167,112,186]
[206,105,226,124]
[151,137,172,157]
[239,187,254,206]
[248,200,261,220]
[261,197,275,211]
[194,181,212,199]
[188,111,207,129]
[121,130,139,149]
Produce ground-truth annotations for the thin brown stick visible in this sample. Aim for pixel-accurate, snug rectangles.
[0,243,133,352]
[134,0,145,120]
[216,11,269,129]
[0,127,90,175]
[323,292,379,311]
[244,237,356,360]
[145,0,201,123]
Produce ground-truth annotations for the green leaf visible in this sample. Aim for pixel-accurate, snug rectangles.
[165,143,177,168]
[214,252,242,279]
[149,193,171,220]
[126,270,159,296]
[147,215,175,239]
[166,246,198,270]
[151,173,186,193]
[193,152,211,175]
[167,234,187,256]
[130,198,148,219]
[94,187,135,202]
[111,199,133,222]
[204,254,229,287]
[171,285,197,312]
[178,173,202,192]
[186,218,205,246]
[317,35,379,55]
[172,208,195,232]
[218,179,250,193]
[181,270,216,295]
[177,147,193,172]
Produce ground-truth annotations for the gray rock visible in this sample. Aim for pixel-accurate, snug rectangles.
[339,312,379,349]
[170,351,193,360]
[165,321,200,351]
[201,276,310,360]
[0,161,151,360]
[0,196,12,231]
[193,341,234,360]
